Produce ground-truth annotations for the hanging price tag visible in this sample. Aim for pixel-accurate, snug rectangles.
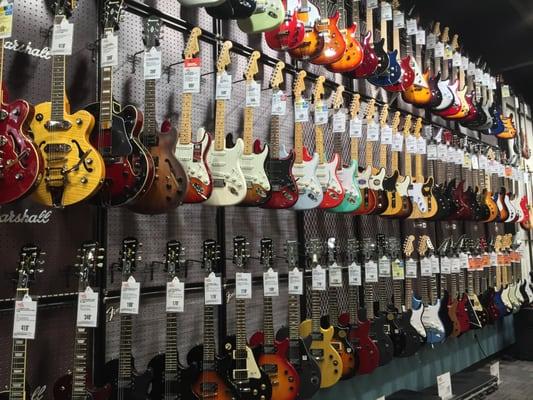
[236,272,252,299]
[13,294,37,339]
[426,33,436,49]
[501,85,510,98]
[437,372,453,400]
[143,47,162,80]
[215,72,232,100]
[312,265,327,291]
[431,256,440,274]
[314,103,329,125]
[271,90,287,116]
[479,155,487,171]
[365,260,378,283]
[77,287,99,328]
[427,144,438,160]
[416,30,426,45]
[434,42,445,58]
[333,111,347,133]
[483,72,491,86]
[367,0,378,9]
[288,267,303,295]
[349,118,363,137]
[120,276,141,314]
[451,257,461,273]
[392,133,403,152]
[463,153,471,169]
[490,77,497,90]
[462,56,469,70]
[475,68,483,83]
[452,52,462,67]
[455,149,464,165]
[348,262,362,286]
[0,1,14,39]
[378,256,391,277]
[381,2,392,20]
[393,10,404,29]
[417,137,427,154]
[460,253,469,269]
[51,17,74,55]
[405,258,418,278]
[392,259,405,280]
[166,277,185,313]
[205,272,222,305]
[471,154,479,169]
[263,268,279,297]
[294,100,309,122]
[380,125,393,145]
[101,31,119,68]
[367,122,380,141]
[444,45,453,60]
[245,80,261,107]
[329,263,343,287]
[468,61,476,75]
[406,135,417,153]
[440,257,451,274]
[438,144,448,161]
[182,58,201,94]
[406,19,418,35]
[420,257,432,277]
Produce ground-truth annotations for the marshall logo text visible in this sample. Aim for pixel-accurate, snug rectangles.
[0,209,53,224]
[4,40,51,59]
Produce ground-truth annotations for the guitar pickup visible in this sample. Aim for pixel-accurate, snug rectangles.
[44,120,72,131]
[310,349,324,359]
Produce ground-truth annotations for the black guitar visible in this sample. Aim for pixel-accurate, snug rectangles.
[205,0,256,19]
[148,241,194,400]
[427,128,453,220]
[104,238,153,400]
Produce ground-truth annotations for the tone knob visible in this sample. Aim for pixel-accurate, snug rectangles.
[35,113,44,121]
[76,118,83,126]
[80,177,88,184]
[332,360,339,366]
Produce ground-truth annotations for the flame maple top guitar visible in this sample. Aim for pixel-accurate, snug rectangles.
[299,239,343,388]
[204,41,247,207]
[290,71,323,210]
[53,242,111,400]
[262,62,298,209]
[31,1,104,208]
[287,0,324,60]
[128,16,187,214]
[264,0,305,51]
[86,0,154,207]
[310,0,346,65]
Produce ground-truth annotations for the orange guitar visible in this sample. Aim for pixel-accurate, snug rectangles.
[288,0,324,60]
[310,0,346,65]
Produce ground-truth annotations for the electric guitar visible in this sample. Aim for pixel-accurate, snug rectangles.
[127,16,188,214]
[427,129,453,221]
[287,0,324,60]
[204,41,247,206]
[452,238,472,335]
[104,238,153,400]
[31,1,105,208]
[237,0,284,33]
[431,27,456,112]
[220,237,272,400]
[351,0,380,78]
[249,239,300,400]
[310,0,346,65]
[439,238,461,338]
[299,239,343,388]
[174,27,213,204]
[290,70,323,210]
[177,0,225,7]
[368,104,390,215]
[262,62,298,209]
[54,242,111,400]
[264,0,305,51]
[148,241,194,400]
[423,23,444,108]
[205,0,256,20]
[239,51,271,206]
[465,240,489,328]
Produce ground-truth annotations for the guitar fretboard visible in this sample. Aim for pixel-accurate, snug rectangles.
[270,115,281,159]
[118,314,133,384]
[179,93,193,145]
[9,339,27,400]
[143,79,158,147]
[348,285,359,323]
[51,54,66,122]
[294,122,304,164]
[234,298,248,380]
[404,276,414,311]
[364,280,374,320]
[311,289,322,333]
[243,106,254,155]
[165,312,179,395]
[392,279,403,311]
[214,99,226,152]
[263,296,275,349]
[328,285,339,323]
[71,327,89,400]
[315,125,326,164]
[203,304,216,370]
[288,294,301,340]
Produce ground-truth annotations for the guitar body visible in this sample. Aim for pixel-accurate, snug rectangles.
[383,313,406,357]
[326,24,363,73]
[385,56,416,92]
[448,298,462,337]
[31,101,105,207]
[437,291,453,337]
[203,138,247,206]
[396,310,425,357]
[128,125,187,214]
[449,180,472,220]
[191,369,234,400]
[495,190,509,222]
[382,172,413,218]
[429,183,452,220]
[174,128,213,203]
[53,373,112,400]
[446,87,470,120]
[410,297,427,338]
[237,0,284,33]
[482,189,499,222]
[103,359,153,400]
[352,31,379,78]
[368,168,389,214]
[435,81,462,117]
[422,301,446,344]
[368,50,401,87]
[371,315,394,366]
[205,0,256,19]
[353,166,377,215]
[240,140,271,206]
[288,21,324,59]
[503,192,516,223]
[479,288,499,323]
[464,295,481,328]
[408,178,438,219]
[147,354,194,400]
[262,145,298,209]
[311,12,346,65]
[309,151,344,209]
[427,72,444,108]
[402,70,432,106]
[331,160,362,213]
[432,78,454,111]
[298,320,343,388]
[494,288,508,317]
[265,11,305,51]
[520,196,531,229]
[487,104,505,135]
[467,294,488,328]
[455,295,471,334]
[0,97,42,205]
[345,318,379,375]
[330,325,357,379]
[291,152,323,210]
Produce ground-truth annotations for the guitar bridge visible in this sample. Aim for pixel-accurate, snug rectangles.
[44,120,72,131]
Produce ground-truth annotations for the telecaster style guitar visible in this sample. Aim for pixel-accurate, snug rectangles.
[31,1,105,208]
[128,16,187,214]
[368,105,391,215]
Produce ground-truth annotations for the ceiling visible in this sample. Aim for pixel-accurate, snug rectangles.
[401,0,533,105]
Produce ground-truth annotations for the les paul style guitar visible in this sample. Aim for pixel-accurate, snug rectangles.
[128,17,187,214]
[31,1,105,208]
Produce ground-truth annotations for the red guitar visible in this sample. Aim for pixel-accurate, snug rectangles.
[265,0,305,50]
[0,36,43,204]
[351,1,379,78]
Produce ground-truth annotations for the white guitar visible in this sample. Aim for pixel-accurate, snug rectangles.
[204,41,247,207]
[402,235,426,338]
[368,105,389,193]
[291,71,323,211]
[432,25,455,111]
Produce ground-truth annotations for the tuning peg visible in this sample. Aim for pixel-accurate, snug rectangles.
[36,268,44,274]
[97,263,104,268]
[97,255,104,260]
[40,251,47,257]
[138,243,143,247]
[137,256,142,261]
[38,259,45,265]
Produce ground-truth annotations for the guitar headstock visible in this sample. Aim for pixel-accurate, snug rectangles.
[378,104,390,127]
[75,241,104,289]
[402,235,415,259]
[312,76,326,104]
[376,234,388,258]
[349,94,361,119]
[293,70,307,101]
[364,99,377,123]
[443,129,453,146]
[286,240,299,270]
[233,236,250,271]
[306,239,323,268]
[432,21,441,37]
[269,61,285,90]
[202,239,219,274]
[101,0,123,31]
[244,51,261,82]
[326,238,337,265]
[16,245,44,290]
[332,85,345,110]
[494,235,502,253]
[388,237,401,260]
[118,237,140,277]
[450,34,459,52]
[260,238,274,270]
[346,239,360,263]
[143,16,162,49]
[413,117,423,138]
[50,0,77,17]
[417,235,429,258]
[402,114,412,137]
[183,27,202,60]
[362,238,376,262]
[441,26,450,44]
[391,111,401,132]
[216,41,233,73]
[478,237,488,254]
[164,240,185,279]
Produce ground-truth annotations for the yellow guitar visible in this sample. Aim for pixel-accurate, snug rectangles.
[31,4,104,207]
[299,239,343,388]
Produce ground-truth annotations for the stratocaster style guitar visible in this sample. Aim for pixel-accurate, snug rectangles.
[249,239,300,400]
[310,0,346,65]
[262,62,298,209]
[174,28,213,204]
[31,1,105,208]
[204,42,247,206]
[299,239,343,388]
[103,238,153,400]
[291,71,323,210]
[128,16,187,214]
[54,243,111,400]
[368,105,390,215]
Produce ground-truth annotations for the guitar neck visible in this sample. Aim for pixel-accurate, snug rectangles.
[415,154,424,182]
[328,286,339,322]
[404,276,413,310]
[243,106,254,155]
[51,54,66,121]
[179,93,193,145]
[391,149,399,172]
[71,327,89,400]
[315,125,325,164]
[143,79,158,147]
[311,290,322,333]
[404,150,413,178]
[294,122,304,164]
[214,99,226,152]
[9,289,29,400]
[348,285,359,323]
[118,314,133,381]
[365,141,373,169]
[351,137,359,163]
[165,312,179,392]
[99,66,114,130]
[380,12,388,50]
[288,294,301,340]
[263,296,275,348]
[392,279,402,310]
[234,298,248,379]
[379,142,387,172]
[364,281,374,319]
[270,115,281,158]
[203,304,216,369]
[430,272,438,303]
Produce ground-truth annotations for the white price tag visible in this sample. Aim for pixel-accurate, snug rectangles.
[406,258,418,278]
[501,85,510,98]
[437,372,453,400]
[77,287,99,328]
[314,103,329,125]
[312,265,327,291]
[378,256,391,277]
[0,1,14,39]
[471,154,479,169]
[479,155,487,170]
[463,152,471,169]
[406,135,417,153]
[51,18,74,55]
[483,72,491,87]
[271,89,287,116]
[333,111,347,133]
[406,19,418,35]
[441,257,451,274]
[288,267,303,295]
[427,144,437,160]
[392,259,405,280]
[120,276,140,314]
[462,56,469,70]
[101,31,119,68]
[416,30,426,45]
[348,262,362,286]
[417,137,427,154]
[431,256,440,274]
[367,122,380,141]
[205,272,222,305]
[294,100,309,122]
[182,58,201,94]
[263,268,279,297]
[426,33,436,49]
[444,45,453,60]
[451,257,461,273]
[349,118,363,138]
[143,47,162,80]
[245,80,261,107]
[367,0,378,9]
[393,10,404,28]
[420,257,432,277]
[13,295,37,339]
[490,361,501,384]
[166,277,185,313]
[236,272,252,299]
[438,144,448,161]
[460,253,469,269]
[456,149,464,165]
[392,133,403,152]
[380,125,393,145]
[365,260,378,283]
[381,2,392,21]
[468,61,476,75]
[329,263,343,287]
[216,72,232,100]
[490,77,497,90]
[452,52,462,67]
[475,68,483,83]
[435,42,445,58]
